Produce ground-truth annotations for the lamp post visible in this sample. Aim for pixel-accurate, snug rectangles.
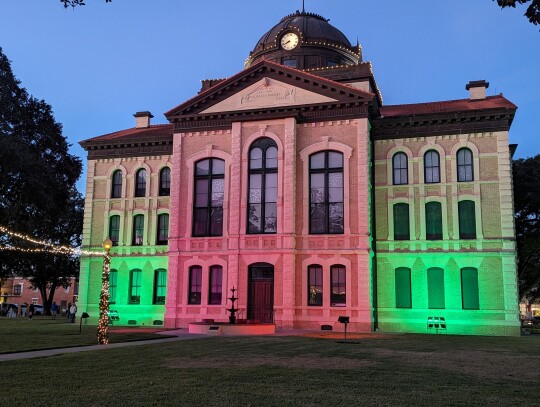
[97,237,113,345]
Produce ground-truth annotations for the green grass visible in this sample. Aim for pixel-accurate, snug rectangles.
[0,317,169,353]
[1,330,539,406]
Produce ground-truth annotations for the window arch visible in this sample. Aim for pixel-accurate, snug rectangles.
[247,138,278,234]
[427,267,445,309]
[307,265,323,306]
[135,168,147,197]
[461,267,479,309]
[208,265,223,305]
[392,152,408,185]
[457,148,474,182]
[395,267,412,308]
[153,269,167,305]
[424,150,440,184]
[309,151,344,234]
[193,158,225,237]
[156,213,169,245]
[159,167,171,196]
[129,269,142,304]
[111,170,122,198]
[132,214,144,245]
[109,215,120,246]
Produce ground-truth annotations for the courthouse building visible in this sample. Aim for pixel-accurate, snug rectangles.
[77,10,520,335]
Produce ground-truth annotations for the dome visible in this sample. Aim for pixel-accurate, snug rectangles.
[245,10,361,70]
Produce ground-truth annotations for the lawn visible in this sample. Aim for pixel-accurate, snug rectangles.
[1,329,539,406]
[0,317,170,353]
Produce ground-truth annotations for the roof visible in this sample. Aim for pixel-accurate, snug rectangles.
[379,95,517,117]
[80,124,173,146]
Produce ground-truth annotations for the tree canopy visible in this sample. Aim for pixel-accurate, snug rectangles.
[0,47,84,311]
[513,155,540,302]
[496,0,540,25]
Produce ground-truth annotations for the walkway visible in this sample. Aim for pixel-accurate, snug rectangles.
[0,330,200,362]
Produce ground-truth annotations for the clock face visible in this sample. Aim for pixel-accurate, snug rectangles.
[281,32,299,50]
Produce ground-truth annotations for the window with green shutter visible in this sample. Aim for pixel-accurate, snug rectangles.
[458,200,476,239]
[129,269,142,304]
[109,269,118,304]
[393,203,410,240]
[427,267,445,309]
[425,202,442,240]
[461,267,479,309]
[153,269,167,304]
[395,267,412,308]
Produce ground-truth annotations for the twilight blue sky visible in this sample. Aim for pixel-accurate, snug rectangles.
[0,0,539,194]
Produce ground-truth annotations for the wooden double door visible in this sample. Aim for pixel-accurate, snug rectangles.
[247,264,274,323]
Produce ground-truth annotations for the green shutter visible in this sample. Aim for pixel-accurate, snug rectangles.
[427,267,445,309]
[393,204,410,240]
[109,270,117,303]
[458,201,476,239]
[395,267,412,308]
[425,202,442,240]
[461,267,479,310]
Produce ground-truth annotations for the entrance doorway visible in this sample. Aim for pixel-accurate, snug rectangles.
[248,263,274,323]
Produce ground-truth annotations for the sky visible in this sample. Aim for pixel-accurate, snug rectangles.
[0,0,539,194]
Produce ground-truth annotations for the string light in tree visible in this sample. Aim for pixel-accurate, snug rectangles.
[97,238,113,345]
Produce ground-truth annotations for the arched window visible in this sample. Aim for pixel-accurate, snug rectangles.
[111,170,122,198]
[156,214,169,245]
[425,202,442,240]
[307,265,323,306]
[309,151,344,234]
[193,158,225,237]
[159,167,171,196]
[109,269,118,304]
[153,269,167,305]
[135,168,147,197]
[248,138,278,234]
[424,150,440,184]
[188,266,202,304]
[458,200,476,239]
[392,152,408,185]
[330,265,346,306]
[208,265,223,305]
[132,214,144,245]
[109,215,120,246]
[393,203,410,240]
[457,148,474,182]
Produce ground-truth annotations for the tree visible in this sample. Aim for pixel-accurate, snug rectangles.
[513,155,540,303]
[0,47,84,313]
[495,0,540,26]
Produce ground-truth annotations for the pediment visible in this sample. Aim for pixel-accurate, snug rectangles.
[201,77,338,114]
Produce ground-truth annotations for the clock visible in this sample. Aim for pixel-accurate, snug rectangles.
[281,32,299,50]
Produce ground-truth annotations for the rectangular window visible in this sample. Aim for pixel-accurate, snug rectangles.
[153,269,167,305]
[156,214,169,245]
[330,265,346,306]
[308,265,323,306]
[427,267,445,309]
[425,202,443,240]
[129,269,142,304]
[109,215,120,246]
[109,270,117,304]
[458,200,476,239]
[395,267,412,308]
[189,266,202,305]
[208,266,222,305]
[461,267,479,310]
[282,58,297,67]
[132,215,144,245]
[393,203,410,240]
[13,285,21,296]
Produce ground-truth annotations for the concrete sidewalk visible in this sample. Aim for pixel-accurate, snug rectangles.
[0,331,201,362]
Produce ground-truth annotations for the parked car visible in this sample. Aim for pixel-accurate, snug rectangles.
[521,317,540,328]
[0,303,18,316]
[32,304,44,315]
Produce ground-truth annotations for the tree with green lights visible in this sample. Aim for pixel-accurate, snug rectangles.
[0,47,84,313]
[513,155,540,303]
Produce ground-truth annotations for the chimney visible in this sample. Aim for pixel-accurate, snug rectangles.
[134,111,154,128]
[466,80,489,100]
